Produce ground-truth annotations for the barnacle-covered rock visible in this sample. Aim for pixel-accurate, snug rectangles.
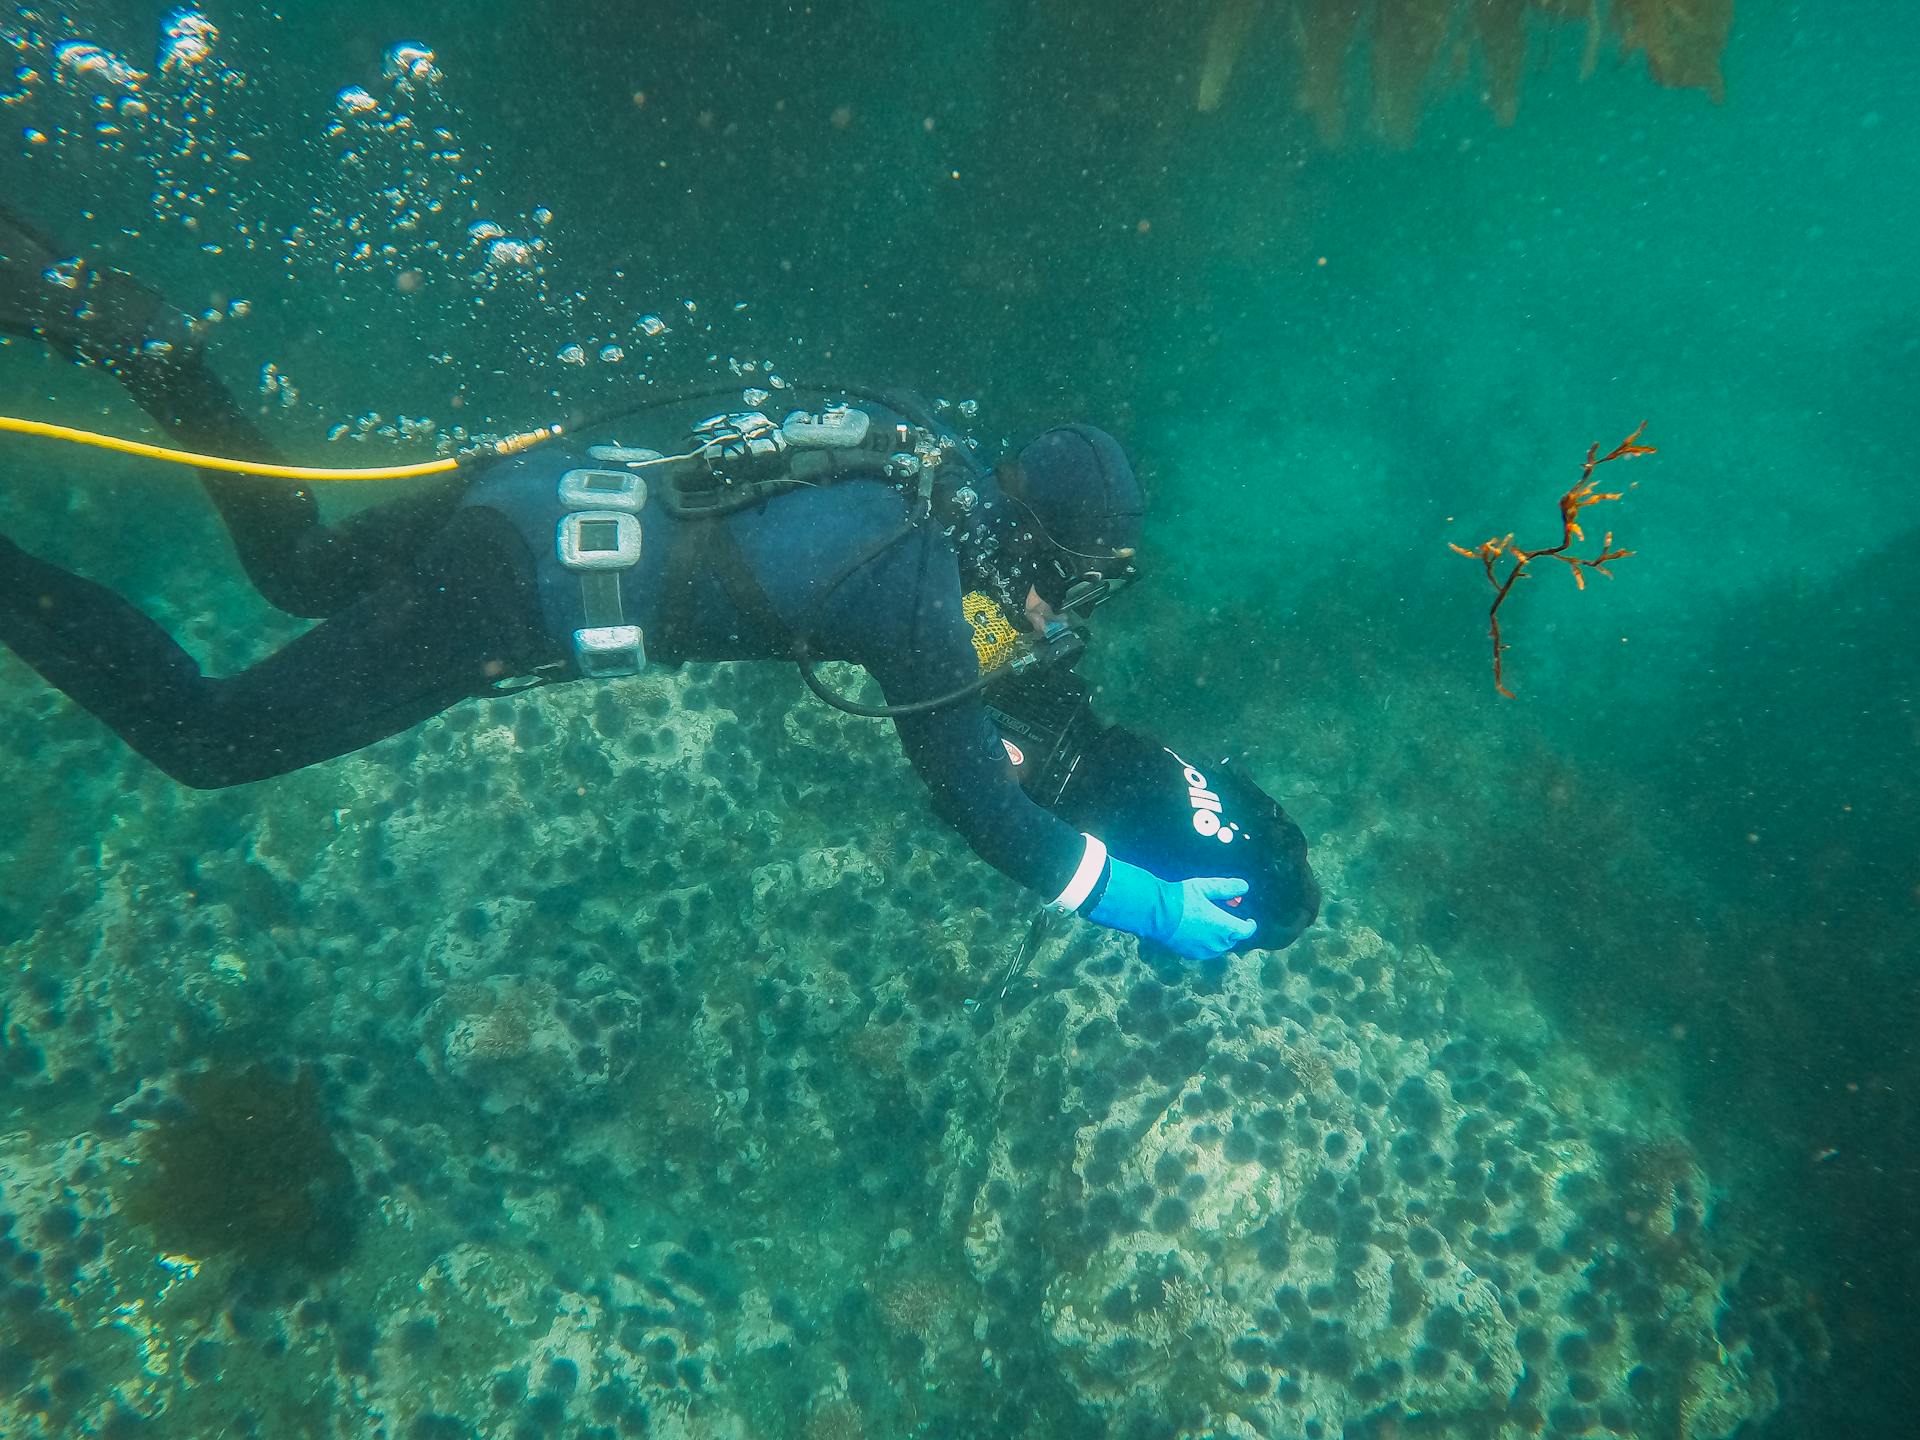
[0,633,1821,1438]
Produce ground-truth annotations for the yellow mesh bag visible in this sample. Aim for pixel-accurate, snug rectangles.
[964,591,1023,674]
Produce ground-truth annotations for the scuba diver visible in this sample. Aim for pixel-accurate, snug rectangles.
[0,206,1317,963]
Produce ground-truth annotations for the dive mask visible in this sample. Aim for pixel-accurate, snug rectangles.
[1034,549,1139,620]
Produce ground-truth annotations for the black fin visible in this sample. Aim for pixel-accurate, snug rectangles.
[0,203,196,370]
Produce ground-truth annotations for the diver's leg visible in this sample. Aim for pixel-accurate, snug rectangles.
[0,205,327,609]
[0,508,552,788]
[0,206,465,618]
[107,306,476,613]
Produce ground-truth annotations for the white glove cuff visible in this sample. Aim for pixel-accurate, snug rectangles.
[1048,833,1109,913]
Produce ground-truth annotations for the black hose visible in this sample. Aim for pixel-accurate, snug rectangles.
[796,645,992,718]
[789,518,998,719]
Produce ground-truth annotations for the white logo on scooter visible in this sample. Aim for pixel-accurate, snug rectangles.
[1170,750,1238,844]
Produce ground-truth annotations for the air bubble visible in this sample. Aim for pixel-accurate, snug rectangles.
[158,10,218,72]
[383,44,440,87]
[335,86,377,116]
[484,237,534,269]
[54,42,145,91]
[557,344,586,365]
[258,363,299,408]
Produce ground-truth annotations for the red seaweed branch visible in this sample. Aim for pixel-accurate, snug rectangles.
[1450,424,1655,697]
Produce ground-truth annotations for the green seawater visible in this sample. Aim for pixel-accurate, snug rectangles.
[0,4,1912,1438]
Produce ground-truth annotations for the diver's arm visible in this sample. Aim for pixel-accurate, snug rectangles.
[877,662,1253,959]
[801,515,1095,899]
[882,680,1096,898]
[823,513,1252,957]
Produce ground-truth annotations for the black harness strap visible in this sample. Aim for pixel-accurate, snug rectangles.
[708,523,788,642]
[656,515,788,657]
[657,519,712,659]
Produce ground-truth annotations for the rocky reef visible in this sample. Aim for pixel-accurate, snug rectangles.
[0,630,1822,1438]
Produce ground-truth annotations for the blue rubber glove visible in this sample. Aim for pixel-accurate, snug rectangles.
[1087,858,1258,961]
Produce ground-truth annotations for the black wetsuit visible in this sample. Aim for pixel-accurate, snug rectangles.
[0,367,1090,898]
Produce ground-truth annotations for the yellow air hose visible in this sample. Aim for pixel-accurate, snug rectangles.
[0,413,562,481]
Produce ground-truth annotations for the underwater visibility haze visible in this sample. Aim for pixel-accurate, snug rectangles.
[0,3,1914,1438]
